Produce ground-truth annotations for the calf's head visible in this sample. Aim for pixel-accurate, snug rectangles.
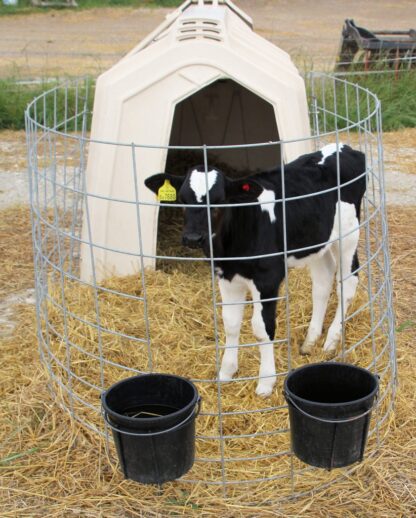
[145,166,263,250]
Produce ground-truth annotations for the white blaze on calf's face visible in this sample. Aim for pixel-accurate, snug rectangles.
[189,169,218,203]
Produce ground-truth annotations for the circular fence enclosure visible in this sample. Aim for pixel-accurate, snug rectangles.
[25,73,397,501]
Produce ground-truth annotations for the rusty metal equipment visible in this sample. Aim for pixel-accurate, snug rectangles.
[337,19,416,71]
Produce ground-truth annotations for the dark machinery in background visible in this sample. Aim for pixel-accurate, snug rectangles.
[337,19,416,71]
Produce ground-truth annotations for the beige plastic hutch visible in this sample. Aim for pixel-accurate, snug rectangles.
[80,0,311,282]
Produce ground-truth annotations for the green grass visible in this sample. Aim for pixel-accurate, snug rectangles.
[0,79,47,130]
[0,78,94,130]
[1,68,415,132]
[307,69,416,133]
[366,71,416,130]
[0,0,181,16]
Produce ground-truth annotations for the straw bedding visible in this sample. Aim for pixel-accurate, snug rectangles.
[1,204,415,516]
[0,205,35,298]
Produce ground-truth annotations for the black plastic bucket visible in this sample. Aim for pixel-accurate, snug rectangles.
[101,374,200,484]
[284,362,379,470]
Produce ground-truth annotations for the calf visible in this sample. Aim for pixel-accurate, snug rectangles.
[145,144,366,397]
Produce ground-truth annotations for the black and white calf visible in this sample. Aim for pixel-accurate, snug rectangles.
[145,144,366,397]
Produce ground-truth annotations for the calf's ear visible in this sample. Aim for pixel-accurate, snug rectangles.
[144,174,185,195]
[224,178,264,203]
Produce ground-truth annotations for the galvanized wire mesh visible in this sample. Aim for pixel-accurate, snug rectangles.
[25,72,396,499]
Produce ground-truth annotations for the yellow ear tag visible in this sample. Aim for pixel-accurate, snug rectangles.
[157,179,177,202]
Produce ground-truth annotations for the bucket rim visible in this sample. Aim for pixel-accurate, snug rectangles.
[101,373,199,427]
[284,361,379,408]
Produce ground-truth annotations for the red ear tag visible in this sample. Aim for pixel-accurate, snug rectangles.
[242,183,250,192]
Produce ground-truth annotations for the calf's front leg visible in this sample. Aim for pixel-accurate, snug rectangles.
[249,279,280,397]
[218,277,247,381]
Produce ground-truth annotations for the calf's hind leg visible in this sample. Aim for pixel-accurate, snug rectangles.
[300,251,337,355]
[323,205,360,353]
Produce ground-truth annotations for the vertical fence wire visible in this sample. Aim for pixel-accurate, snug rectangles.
[344,80,350,142]
[355,86,363,151]
[203,145,228,495]
[79,151,106,392]
[321,75,327,135]
[375,105,398,400]
[310,76,320,151]
[131,143,153,372]
[362,94,380,447]
[333,77,346,360]
[51,121,76,415]
[74,80,90,274]
[34,97,56,394]
[280,142,295,493]
[365,90,390,395]
[26,111,49,388]
[78,129,111,452]
[67,82,78,276]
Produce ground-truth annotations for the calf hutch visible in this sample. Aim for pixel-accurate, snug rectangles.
[79,0,311,282]
[26,0,396,503]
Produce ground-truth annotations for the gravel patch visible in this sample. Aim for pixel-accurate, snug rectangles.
[0,170,29,209]
[385,170,416,206]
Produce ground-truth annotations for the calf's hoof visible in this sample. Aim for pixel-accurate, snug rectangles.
[301,329,321,356]
[300,341,314,355]
[323,332,340,354]
[256,376,276,397]
[323,348,337,359]
[219,363,238,382]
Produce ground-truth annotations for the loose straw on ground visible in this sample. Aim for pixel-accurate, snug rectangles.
[0,205,415,517]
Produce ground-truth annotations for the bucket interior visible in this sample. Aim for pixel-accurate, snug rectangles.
[123,404,180,419]
[104,374,197,423]
[286,363,378,405]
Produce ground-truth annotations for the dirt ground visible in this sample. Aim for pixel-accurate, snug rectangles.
[0,0,416,78]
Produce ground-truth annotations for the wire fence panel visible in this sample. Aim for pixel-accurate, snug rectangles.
[25,72,396,501]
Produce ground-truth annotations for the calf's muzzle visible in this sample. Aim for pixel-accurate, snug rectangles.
[182,232,205,249]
